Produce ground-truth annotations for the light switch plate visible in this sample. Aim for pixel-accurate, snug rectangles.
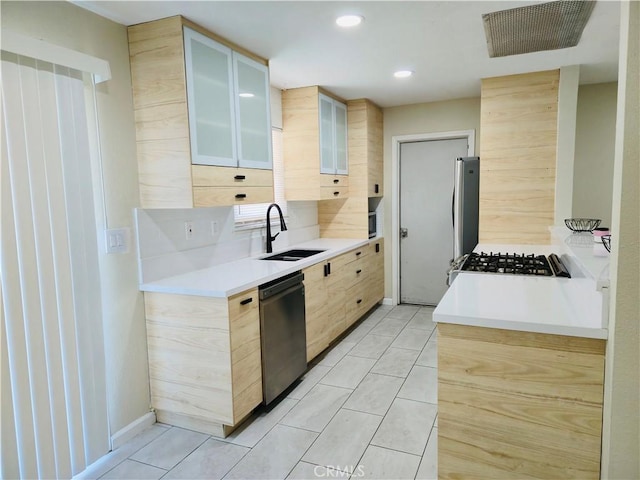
[105,227,130,254]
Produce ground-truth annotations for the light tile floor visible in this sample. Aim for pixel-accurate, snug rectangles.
[81,304,438,480]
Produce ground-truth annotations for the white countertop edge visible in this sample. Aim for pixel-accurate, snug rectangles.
[139,237,373,298]
[433,312,608,340]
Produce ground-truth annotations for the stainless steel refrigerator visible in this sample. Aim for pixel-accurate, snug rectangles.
[453,156,480,260]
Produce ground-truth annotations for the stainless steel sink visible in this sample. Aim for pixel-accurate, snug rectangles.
[261,249,326,262]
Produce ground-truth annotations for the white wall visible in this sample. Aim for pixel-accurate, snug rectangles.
[382,98,481,299]
[601,1,640,477]
[572,82,618,227]
[2,1,150,436]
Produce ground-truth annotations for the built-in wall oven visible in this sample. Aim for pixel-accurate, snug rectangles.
[258,271,307,404]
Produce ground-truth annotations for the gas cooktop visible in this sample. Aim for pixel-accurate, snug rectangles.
[450,251,571,282]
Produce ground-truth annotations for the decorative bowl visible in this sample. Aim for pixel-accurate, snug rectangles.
[564,218,601,233]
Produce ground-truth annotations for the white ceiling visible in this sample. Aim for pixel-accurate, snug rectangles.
[76,1,621,108]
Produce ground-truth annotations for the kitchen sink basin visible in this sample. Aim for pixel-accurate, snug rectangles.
[261,249,326,262]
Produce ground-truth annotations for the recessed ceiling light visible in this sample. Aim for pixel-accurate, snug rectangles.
[239,93,255,98]
[336,15,364,27]
[394,70,414,78]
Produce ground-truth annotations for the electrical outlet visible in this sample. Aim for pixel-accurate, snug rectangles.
[211,221,218,236]
[184,221,194,240]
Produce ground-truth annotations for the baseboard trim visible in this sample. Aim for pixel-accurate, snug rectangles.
[110,411,156,450]
[382,297,394,306]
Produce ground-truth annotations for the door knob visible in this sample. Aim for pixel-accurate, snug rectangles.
[400,228,408,238]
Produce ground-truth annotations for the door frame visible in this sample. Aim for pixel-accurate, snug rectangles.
[391,130,475,305]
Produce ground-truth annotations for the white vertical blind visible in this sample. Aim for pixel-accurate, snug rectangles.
[234,128,286,223]
[1,52,109,480]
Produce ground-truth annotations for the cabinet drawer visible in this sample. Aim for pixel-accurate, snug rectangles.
[344,263,367,289]
[320,175,349,187]
[192,165,273,187]
[193,186,274,207]
[344,247,369,264]
[228,289,258,322]
[320,186,348,200]
[345,283,368,326]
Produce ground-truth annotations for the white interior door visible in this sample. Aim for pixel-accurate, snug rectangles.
[399,138,469,305]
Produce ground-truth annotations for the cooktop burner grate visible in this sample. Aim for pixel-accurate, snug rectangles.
[461,252,555,276]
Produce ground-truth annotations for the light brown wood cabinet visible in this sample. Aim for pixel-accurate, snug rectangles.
[282,86,349,201]
[318,99,383,239]
[304,241,385,361]
[128,16,274,208]
[144,289,262,437]
[438,323,605,479]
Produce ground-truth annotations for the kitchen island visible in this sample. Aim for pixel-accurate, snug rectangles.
[434,233,609,479]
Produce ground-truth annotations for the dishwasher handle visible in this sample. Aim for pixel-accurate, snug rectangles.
[259,271,304,299]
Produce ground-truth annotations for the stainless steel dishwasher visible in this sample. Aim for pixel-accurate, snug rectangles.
[259,271,307,404]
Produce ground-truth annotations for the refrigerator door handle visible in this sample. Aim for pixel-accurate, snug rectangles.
[453,158,465,259]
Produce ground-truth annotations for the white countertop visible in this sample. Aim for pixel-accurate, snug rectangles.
[434,242,608,339]
[139,238,370,297]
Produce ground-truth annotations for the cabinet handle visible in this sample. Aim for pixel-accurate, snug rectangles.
[375,243,380,253]
[357,299,362,304]
[235,193,247,199]
[324,264,329,277]
[327,262,331,275]
[333,179,339,184]
[333,191,340,196]
[234,175,246,180]
[374,183,379,194]
[356,251,362,256]
[356,269,362,274]
[240,297,253,305]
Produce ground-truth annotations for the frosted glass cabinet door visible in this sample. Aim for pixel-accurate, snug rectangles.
[184,27,237,167]
[334,101,348,175]
[319,94,336,174]
[233,53,272,170]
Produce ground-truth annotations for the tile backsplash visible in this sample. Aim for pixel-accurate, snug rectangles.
[135,202,319,283]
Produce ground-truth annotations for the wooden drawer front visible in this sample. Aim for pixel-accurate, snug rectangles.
[192,165,273,187]
[320,186,349,200]
[344,263,368,289]
[344,246,369,265]
[345,282,368,325]
[193,186,274,207]
[320,174,349,187]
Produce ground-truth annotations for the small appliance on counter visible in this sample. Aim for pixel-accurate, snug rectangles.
[448,251,571,285]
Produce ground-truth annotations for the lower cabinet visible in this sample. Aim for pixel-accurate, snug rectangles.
[438,323,605,479]
[304,239,385,362]
[144,289,262,436]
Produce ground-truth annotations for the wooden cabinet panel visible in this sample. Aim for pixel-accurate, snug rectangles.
[318,98,383,238]
[193,186,273,207]
[479,70,559,245]
[283,86,350,201]
[143,289,262,434]
[438,323,605,479]
[129,16,273,208]
[192,165,273,187]
[303,262,330,361]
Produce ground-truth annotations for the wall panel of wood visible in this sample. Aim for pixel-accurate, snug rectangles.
[438,323,605,479]
[479,70,559,244]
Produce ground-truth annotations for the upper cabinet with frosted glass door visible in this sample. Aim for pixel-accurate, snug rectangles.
[184,27,272,170]
[128,16,273,208]
[282,86,349,201]
[319,93,348,175]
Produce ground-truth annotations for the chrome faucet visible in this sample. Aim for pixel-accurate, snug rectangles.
[265,203,287,253]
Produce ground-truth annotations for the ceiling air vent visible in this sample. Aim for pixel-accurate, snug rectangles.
[482,0,596,58]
